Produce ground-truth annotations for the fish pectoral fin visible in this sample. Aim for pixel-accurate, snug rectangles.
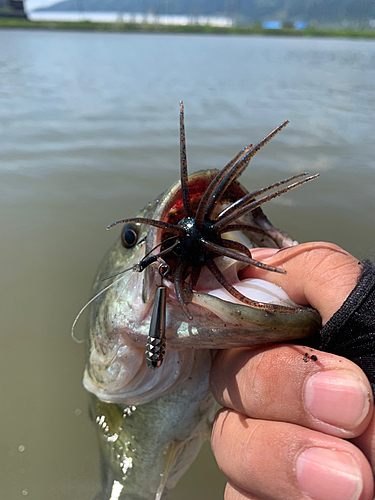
[155,440,184,500]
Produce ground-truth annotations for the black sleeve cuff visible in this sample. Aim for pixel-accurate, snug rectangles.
[318,260,375,395]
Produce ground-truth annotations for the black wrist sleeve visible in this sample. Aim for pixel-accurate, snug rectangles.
[317,260,375,395]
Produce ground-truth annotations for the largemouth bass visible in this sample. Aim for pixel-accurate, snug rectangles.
[78,103,321,500]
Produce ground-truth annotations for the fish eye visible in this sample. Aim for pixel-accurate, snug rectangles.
[121,224,138,248]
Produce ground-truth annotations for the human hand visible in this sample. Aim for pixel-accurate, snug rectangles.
[210,242,375,500]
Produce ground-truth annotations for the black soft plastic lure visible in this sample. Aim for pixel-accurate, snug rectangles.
[105,102,318,368]
[107,102,317,315]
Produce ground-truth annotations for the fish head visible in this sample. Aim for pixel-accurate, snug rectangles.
[83,169,321,406]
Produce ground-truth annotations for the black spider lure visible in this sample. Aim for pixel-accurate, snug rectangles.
[106,102,319,368]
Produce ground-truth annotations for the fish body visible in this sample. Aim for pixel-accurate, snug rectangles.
[91,351,214,500]
[83,106,321,500]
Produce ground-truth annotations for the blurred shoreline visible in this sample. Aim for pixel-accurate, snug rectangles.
[1,16,375,38]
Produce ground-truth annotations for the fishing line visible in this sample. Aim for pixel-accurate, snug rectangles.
[114,273,131,305]
[71,270,132,344]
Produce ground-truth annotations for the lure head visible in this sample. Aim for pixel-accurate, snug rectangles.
[174,216,222,266]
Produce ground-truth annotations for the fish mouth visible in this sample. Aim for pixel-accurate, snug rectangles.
[151,169,297,250]
[164,254,297,314]
[136,169,321,347]
[147,169,297,311]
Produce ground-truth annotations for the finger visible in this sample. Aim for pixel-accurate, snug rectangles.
[352,412,375,475]
[210,345,373,438]
[225,481,264,500]
[211,409,374,500]
[246,242,361,325]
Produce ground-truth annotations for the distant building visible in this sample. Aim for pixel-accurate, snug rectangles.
[142,14,233,27]
[0,0,26,17]
[262,20,282,29]
[29,10,233,26]
[294,21,307,30]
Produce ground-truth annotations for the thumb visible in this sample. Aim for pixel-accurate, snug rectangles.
[244,242,362,326]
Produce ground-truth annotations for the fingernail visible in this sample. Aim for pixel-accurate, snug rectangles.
[296,447,362,500]
[304,370,370,430]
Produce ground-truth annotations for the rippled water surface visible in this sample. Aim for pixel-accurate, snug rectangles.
[1,29,375,500]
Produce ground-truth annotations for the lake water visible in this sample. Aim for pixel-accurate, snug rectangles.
[1,28,375,500]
